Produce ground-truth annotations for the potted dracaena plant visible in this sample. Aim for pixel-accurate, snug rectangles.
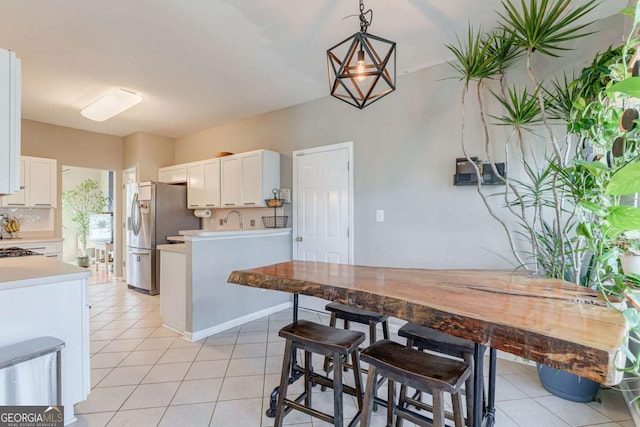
[62,178,107,267]
[445,0,640,403]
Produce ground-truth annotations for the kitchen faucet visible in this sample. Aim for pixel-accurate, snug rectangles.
[223,210,244,229]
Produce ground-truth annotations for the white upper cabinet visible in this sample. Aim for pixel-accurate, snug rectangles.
[187,159,221,209]
[187,161,205,209]
[30,157,56,207]
[221,150,280,208]
[0,156,57,208]
[202,159,221,208]
[158,164,187,184]
[0,49,21,195]
[220,156,241,208]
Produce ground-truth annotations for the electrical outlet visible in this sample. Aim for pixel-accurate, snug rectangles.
[376,210,384,222]
[219,218,224,226]
[280,188,291,203]
[250,219,255,227]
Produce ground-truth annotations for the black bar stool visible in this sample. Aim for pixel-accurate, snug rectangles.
[275,320,365,427]
[323,302,390,376]
[399,322,483,427]
[360,339,470,427]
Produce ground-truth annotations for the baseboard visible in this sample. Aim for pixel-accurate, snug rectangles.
[185,302,293,342]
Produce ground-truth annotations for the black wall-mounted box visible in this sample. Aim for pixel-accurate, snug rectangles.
[453,162,505,186]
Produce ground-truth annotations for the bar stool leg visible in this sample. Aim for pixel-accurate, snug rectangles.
[333,351,344,427]
[452,391,464,427]
[433,390,445,427]
[387,379,395,427]
[304,351,312,407]
[274,340,294,427]
[323,313,338,374]
[360,365,378,427]
[382,320,390,340]
[463,353,474,427]
[368,320,377,344]
[351,351,364,410]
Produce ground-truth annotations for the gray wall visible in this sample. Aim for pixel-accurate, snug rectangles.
[175,16,624,270]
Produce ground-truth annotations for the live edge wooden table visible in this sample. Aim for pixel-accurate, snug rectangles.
[228,261,628,427]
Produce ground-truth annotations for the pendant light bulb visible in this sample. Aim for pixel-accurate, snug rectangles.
[356,49,366,81]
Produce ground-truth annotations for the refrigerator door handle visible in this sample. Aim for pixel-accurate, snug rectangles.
[127,250,150,256]
[131,192,141,236]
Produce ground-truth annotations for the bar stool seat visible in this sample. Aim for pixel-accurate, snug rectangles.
[324,303,390,377]
[360,340,470,427]
[398,322,482,427]
[275,320,366,427]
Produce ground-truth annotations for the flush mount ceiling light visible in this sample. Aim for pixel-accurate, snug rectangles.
[327,0,396,109]
[81,88,142,122]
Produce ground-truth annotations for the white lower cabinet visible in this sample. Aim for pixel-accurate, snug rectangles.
[159,248,186,333]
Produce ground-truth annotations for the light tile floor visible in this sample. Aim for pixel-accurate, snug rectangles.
[71,280,636,427]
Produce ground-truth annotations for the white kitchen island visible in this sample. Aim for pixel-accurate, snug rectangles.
[158,228,292,341]
[0,256,90,425]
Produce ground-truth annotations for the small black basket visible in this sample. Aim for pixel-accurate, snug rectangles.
[262,216,288,228]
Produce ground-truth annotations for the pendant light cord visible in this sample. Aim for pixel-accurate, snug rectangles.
[359,0,373,33]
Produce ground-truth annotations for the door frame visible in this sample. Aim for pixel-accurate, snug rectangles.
[292,141,355,264]
[121,167,137,280]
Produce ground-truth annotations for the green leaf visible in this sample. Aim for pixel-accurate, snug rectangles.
[579,200,607,216]
[573,96,586,110]
[620,7,635,19]
[607,206,640,231]
[635,3,640,25]
[605,77,640,98]
[576,222,594,239]
[606,162,640,195]
[575,159,610,175]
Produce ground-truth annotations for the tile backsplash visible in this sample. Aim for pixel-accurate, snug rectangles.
[200,206,290,231]
[0,208,54,234]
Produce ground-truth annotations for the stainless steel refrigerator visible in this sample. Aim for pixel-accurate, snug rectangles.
[126,181,198,295]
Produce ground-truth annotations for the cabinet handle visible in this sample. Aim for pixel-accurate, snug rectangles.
[7,203,25,206]
[206,204,216,206]
[35,204,51,206]
[189,204,198,207]
[243,202,256,206]
[224,203,235,206]
[28,247,46,250]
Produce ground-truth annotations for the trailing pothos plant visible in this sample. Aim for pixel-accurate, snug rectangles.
[446,0,640,375]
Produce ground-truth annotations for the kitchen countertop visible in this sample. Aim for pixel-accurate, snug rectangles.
[0,256,91,291]
[157,243,186,253]
[179,228,291,240]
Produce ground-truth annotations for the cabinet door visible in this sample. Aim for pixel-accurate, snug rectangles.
[30,157,56,207]
[202,159,221,208]
[241,152,262,206]
[158,165,187,183]
[221,156,241,207]
[187,162,204,209]
[1,157,26,206]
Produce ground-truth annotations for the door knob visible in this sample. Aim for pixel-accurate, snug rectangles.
[296,236,303,242]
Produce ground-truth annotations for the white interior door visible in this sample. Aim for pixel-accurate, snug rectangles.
[293,142,353,311]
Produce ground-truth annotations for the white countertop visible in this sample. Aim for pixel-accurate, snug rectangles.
[0,256,91,291]
[157,243,186,253]
[179,228,292,240]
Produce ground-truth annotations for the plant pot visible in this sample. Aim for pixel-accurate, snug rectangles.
[621,254,640,275]
[537,364,600,402]
[76,256,90,268]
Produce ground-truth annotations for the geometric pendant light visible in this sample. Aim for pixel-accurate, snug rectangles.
[327,0,396,109]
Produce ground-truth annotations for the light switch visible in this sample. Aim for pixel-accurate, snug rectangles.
[376,210,384,222]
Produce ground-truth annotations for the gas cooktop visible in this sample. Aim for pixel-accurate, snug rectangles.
[0,247,42,258]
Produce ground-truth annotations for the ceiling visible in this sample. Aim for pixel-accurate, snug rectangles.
[0,0,628,138]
